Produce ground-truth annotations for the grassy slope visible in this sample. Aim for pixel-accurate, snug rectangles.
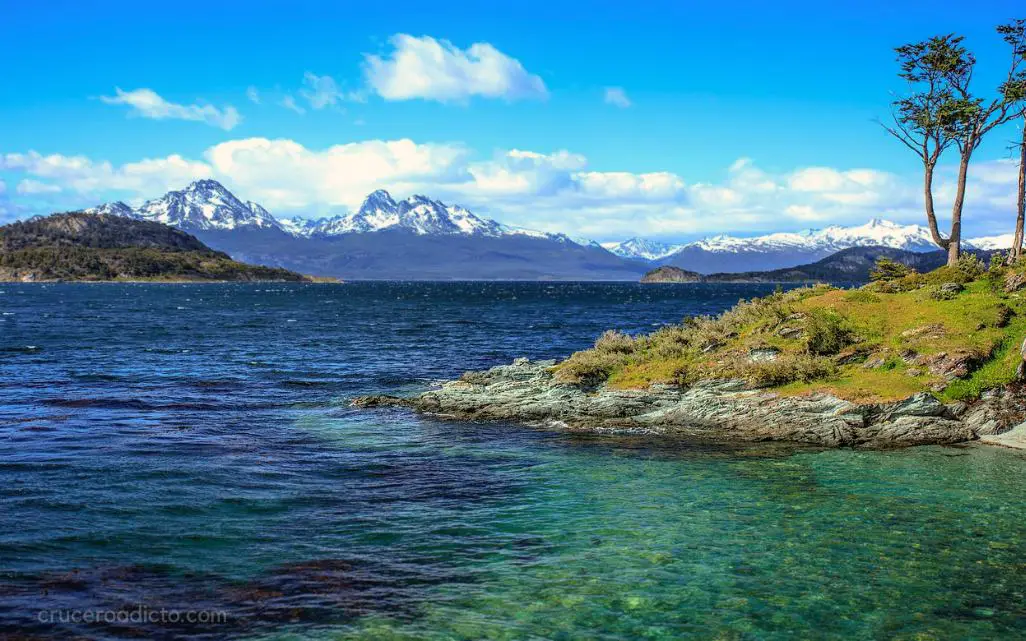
[555,256,1026,403]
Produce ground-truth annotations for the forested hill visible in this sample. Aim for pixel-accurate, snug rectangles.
[642,246,996,284]
[0,213,309,282]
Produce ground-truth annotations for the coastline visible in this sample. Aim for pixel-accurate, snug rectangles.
[354,358,1026,450]
[0,276,339,284]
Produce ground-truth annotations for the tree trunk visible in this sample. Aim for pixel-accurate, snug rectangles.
[923,163,949,250]
[948,153,972,266]
[1014,121,1026,263]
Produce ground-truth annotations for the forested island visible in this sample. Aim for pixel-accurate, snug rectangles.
[0,213,311,282]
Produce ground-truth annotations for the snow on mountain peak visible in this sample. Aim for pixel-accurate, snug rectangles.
[301,190,517,238]
[682,219,937,257]
[126,180,283,232]
[604,237,684,261]
[83,201,136,218]
[82,183,578,244]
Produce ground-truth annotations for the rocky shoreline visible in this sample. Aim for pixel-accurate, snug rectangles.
[353,358,1026,449]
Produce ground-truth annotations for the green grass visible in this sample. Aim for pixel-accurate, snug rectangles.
[554,256,1026,403]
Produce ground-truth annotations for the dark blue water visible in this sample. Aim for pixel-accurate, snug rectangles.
[2,282,1026,640]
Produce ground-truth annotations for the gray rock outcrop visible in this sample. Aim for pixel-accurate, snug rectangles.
[354,359,1026,449]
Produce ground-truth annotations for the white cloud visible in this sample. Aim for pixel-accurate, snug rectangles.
[466,149,586,196]
[363,34,548,103]
[300,73,342,109]
[2,141,1021,242]
[16,179,62,195]
[246,86,260,104]
[1,151,211,199]
[100,88,241,130]
[281,95,306,115]
[299,72,365,109]
[603,87,631,108]
[203,137,470,210]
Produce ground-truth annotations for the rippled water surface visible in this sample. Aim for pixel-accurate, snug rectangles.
[2,282,1026,640]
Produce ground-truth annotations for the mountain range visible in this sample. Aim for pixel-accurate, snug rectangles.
[78,180,1011,280]
[605,219,969,273]
[84,180,639,280]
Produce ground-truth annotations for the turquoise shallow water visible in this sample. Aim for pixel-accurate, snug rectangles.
[2,282,1026,640]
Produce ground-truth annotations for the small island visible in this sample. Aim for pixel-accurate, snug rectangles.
[357,255,1026,449]
[0,212,311,282]
[640,266,702,283]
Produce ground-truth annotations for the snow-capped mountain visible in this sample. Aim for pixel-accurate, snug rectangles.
[603,238,684,261]
[628,219,946,274]
[684,219,938,255]
[277,216,319,238]
[86,180,285,232]
[83,201,136,218]
[295,190,511,238]
[79,180,641,280]
[86,181,576,244]
[965,234,1015,250]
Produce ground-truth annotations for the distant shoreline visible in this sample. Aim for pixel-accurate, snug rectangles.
[0,277,339,284]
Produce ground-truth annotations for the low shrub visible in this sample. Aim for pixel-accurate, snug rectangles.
[804,308,855,356]
[556,349,630,385]
[741,353,837,388]
[593,330,640,355]
[843,288,881,303]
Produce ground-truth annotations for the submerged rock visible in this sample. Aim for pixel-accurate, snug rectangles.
[354,359,1026,449]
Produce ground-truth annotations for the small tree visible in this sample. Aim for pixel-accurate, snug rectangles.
[870,256,913,281]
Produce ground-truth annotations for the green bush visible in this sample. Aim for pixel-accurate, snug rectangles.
[742,353,837,387]
[556,349,630,385]
[804,308,855,356]
[593,330,640,354]
[843,288,881,303]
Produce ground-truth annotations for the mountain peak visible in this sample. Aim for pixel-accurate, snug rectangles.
[359,189,398,211]
[186,178,230,193]
[83,201,136,218]
[87,180,283,232]
[605,237,684,261]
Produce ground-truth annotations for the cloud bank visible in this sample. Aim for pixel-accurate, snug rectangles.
[1,139,1020,240]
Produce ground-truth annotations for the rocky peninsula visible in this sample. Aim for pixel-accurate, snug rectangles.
[357,256,1026,449]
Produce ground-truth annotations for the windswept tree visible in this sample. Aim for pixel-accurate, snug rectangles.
[885,26,1026,266]
[881,35,965,260]
[999,20,1026,260]
[1014,117,1026,262]
[939,21,1026,265]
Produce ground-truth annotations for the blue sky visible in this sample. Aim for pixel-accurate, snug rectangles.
[1,0,1024,241]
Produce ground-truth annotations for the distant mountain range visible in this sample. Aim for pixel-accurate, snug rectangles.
[641,246,990,284]
[76,180,1011,280]
[607,219,973,273]
[83,180,641,280]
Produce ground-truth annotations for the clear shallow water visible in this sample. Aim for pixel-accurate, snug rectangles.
[2,282,1026,640]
